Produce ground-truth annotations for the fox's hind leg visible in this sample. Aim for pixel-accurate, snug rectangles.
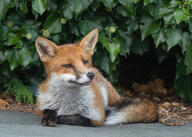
[83,82,106,126]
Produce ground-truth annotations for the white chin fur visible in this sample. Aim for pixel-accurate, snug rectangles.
[104,111,126,125]
[76,74,90,84]
[51,73,76,83]
[50,73,90,85]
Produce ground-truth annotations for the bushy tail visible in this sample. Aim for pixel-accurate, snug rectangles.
[104,97,158,125]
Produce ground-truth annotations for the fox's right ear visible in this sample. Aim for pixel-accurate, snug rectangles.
[35,37,58,62]
[79,28,99,55]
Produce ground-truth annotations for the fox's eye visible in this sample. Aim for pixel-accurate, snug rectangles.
[83,59,88,65]
[62,64,73,68]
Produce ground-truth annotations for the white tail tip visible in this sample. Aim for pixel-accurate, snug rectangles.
[104,111,126,125]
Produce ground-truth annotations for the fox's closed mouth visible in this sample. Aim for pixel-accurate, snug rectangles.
[68,80,91,85]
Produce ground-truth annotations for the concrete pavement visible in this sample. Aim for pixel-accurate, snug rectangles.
[0,110,192,137]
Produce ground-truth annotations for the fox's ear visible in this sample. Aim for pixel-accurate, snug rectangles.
[35,37,58,62]
[79,28,99,55]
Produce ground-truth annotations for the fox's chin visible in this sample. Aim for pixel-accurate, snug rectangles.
[68,80,91,86]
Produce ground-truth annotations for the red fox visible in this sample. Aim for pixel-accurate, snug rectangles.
[35,28,158,127]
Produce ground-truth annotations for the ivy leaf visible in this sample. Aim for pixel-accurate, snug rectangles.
[164,28,182,51]
[0,0,15,20]
[101,0,113,9]
[164,14,175,28]
[106,42,120,62]
[126,20,138,35]
[22,20,41,30]
[174,75,192,104]
[140,16,160,40]
[175,60,187,79]
[62,3,73,20]
[15,40,23,49]
[78,20,94,35]
[69,22,79,36]
[4,49,20,70]
[94,52,110,74]
[174,9,189,24]
[116,5,128,17]
[152,30,165,48]
[7,33,20,46]
[19,0,28,13]
[147,4,173,19]
[118,30,132,56]
[99,34,120,62]
[32,0,47,15]
[68,0,93,16]
[18,47,32,67]
[0,25,8,42]
[43,14,62,34]
[118,0,135,15]
[99,34,108,46]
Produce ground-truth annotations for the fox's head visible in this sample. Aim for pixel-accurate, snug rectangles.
[35,28,98,86]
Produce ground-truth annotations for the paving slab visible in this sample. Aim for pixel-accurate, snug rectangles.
[0,110,192,137]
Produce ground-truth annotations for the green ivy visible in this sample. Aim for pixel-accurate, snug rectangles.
[0,0,192,104]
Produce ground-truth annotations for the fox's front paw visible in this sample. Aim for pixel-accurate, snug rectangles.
[41,109,57,127]
[41,119,56,127]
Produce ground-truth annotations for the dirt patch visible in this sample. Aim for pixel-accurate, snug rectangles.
[0,93,36,113]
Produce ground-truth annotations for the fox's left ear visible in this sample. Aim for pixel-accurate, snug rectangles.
[79,28,99,55]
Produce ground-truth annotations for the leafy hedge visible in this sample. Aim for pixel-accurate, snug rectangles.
[0,0,192,104]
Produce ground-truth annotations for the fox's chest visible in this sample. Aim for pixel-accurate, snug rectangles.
[57,86,94,116]
[38,85,94,116]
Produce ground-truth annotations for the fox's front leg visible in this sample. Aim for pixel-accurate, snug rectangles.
[81,101,106,126]
[89,106,105,126]
[86,82,106,126]
[36,100,57,127]
[41,109,57,127]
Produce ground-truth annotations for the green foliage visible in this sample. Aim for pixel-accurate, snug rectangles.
[4,77,34,104]
[32,0,47,15]
[0,0,192,104]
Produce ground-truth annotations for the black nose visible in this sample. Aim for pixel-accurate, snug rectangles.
[87,72,94,80]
